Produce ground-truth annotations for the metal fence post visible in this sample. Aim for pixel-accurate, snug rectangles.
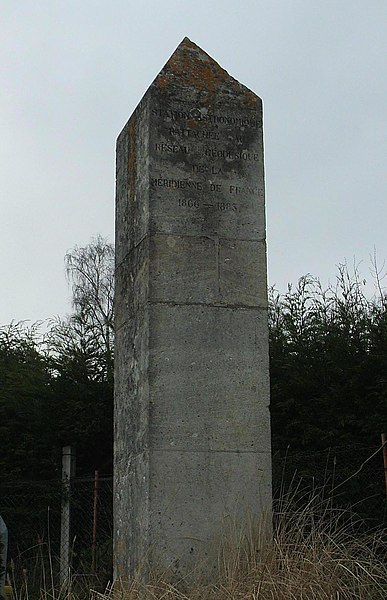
[381,433,387,498]
[60,446,76,587]
[91,470,99,575]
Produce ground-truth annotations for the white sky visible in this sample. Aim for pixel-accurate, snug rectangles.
[1,1,386,324]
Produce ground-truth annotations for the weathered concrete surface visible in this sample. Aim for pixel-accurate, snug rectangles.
[114,37,271,583]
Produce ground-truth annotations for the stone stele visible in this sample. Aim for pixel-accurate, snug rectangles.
[114,37,272,582]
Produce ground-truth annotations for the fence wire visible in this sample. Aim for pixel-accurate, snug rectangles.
[0,476,113,589]
[272,443,387,526]
[0,444,386,589]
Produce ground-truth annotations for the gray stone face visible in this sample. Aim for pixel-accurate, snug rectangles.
[114,37,271,582]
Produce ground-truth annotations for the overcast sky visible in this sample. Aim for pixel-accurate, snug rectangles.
[1,1,386,324]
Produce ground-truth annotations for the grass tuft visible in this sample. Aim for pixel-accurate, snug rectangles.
[8,490,387,600]
[107,490,387,600]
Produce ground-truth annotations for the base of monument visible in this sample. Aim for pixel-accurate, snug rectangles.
[114,507,272,588]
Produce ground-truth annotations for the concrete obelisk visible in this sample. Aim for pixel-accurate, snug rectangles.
[114,38,271,581]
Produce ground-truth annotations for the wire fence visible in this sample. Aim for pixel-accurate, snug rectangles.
[0,475,113,591]
[272,442,387,526]
[0,442,386,590]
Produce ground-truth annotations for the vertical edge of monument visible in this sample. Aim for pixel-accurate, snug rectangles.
[114,94,151,582]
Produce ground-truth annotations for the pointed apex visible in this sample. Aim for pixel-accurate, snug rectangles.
[153,38,260,109]
[178,37,207,52]
[177,37,199,49]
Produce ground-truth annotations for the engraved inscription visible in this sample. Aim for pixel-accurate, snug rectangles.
[178,198,199,208]
[192,165,223,175]
[204,147,260,161]
[152,107,261,128]
[229,185,264,196]
[151,178,227,195]
[155,143,189,153]
[151,100,264,237]
[211,202,238,212]
[177,199,238,212]
[170,127,220,140]
[151,178,203,191]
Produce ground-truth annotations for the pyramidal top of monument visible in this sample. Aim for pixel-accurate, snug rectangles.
[150,37,261,110]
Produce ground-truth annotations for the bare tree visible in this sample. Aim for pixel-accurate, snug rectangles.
[64,234,114,380]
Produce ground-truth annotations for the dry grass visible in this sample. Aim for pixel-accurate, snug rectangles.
[9,491,387,600]
[99,492,387,600]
